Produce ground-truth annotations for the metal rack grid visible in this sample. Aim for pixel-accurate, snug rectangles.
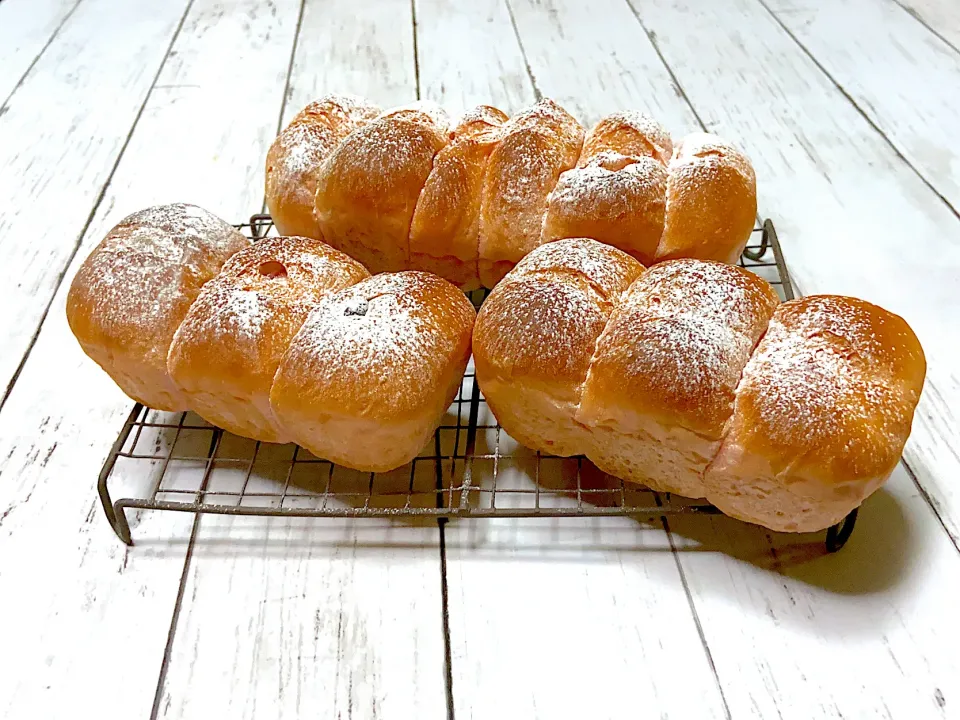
[97,214,858,551]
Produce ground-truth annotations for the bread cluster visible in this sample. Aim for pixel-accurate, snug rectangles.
[67,203,475,472]
[473,239,926,532]
[265,95,757,289]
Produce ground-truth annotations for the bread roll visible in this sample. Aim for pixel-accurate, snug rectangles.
[704,295,926,532]
[576,260,779,497]
[656,133,757,264]
[408,106,508,290]
[541,112,670,265]
[66,204,249,411]
[167,237,369,442]
[314,103,450,274]
[265,95,380,239]
[478,99,583,287]
[577,111,673,167]
[473,238,644,456]
[271,271,475,471]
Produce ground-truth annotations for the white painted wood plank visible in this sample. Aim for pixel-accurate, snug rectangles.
[414,0,532,116]
[503,0,701,132]
[0,1,302,717]
[633,0,960,545]
[0,0,78,102]
[155,3,447,718]
[0,0,189,400]
[628,0,960,715]
[896,0,960,54]
[766,0,960,212]
[284,0,417,122]
[415,1,727,716]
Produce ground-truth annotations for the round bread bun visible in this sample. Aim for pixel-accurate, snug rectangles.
[66,204,249,411]
[656,132,757,264]
[271,271,475,472]
[473,238,644,456]
[541,153,667,266]
[408,105,508,290]
[167,236,369,442]
[265,95,380,239]
[575,259,779,498]
[704,295,926,532]
[314,103,450,274]
[478,99,584,287]
[578,111,673,167]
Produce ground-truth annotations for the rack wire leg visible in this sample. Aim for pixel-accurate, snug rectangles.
[825,508,858,552]
[113,503,134,546]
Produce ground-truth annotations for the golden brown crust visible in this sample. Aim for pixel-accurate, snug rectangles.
[66,204,249,411]
[541,112,671,265]
[265,95,380,239]
[314,103,450,274]
[408,106,508,290]
[478,99,583,287]
[271,271,475,471]
[704,295,926,531]
[473,238,643,455]
[167,237,370,442]
[578,111,673,167]
[578,259,779,439]
[656,133,757,264]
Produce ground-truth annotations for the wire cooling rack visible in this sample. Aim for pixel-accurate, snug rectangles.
[97,215,858,551]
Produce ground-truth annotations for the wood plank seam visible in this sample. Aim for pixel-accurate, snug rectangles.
[438,519,456,720]
[0,0,197,415]
[756,0,960,222]
[661,516,734,720]
[258,0,308,216]
[502,0,543,100]
[0,0,84,112]
[411,0,422,100]
[890,0,960,57]
[149,513,204,720]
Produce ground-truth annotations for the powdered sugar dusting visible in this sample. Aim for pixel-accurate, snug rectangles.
[670,132,755,183]
[738,295,923,462]
[379,101,451,134]
[278,272,474,417]
[581,111,673,167]
[510,237,642,302]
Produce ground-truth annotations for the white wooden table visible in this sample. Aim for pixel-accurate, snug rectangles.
[1,0,959,717]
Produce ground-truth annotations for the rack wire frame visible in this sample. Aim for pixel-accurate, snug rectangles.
[97,214,858,551]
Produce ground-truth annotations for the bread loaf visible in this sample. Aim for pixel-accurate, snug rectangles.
[473,238,643,456]
[314,103,450,274]
[265,94,380,239]
[474,237,925,531]
[656,133,757,264]
[167,236,369,442]
[541,112,670,265]
[271,272,475,471]
[703,295,926,532]
[408,105,508,290]
[478,99,584,286]
[266,96,761,287]
[66,204,249,411]
[577,260,779,498]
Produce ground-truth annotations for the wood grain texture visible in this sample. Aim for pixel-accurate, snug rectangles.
[415,1,728,716]
[0,0,190,403]
[0,0,301,716]
[414,0,532,115]
[895,0,960,54]
[765,0,960,213]
[0,0,79,103]
[154,2,448,718]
